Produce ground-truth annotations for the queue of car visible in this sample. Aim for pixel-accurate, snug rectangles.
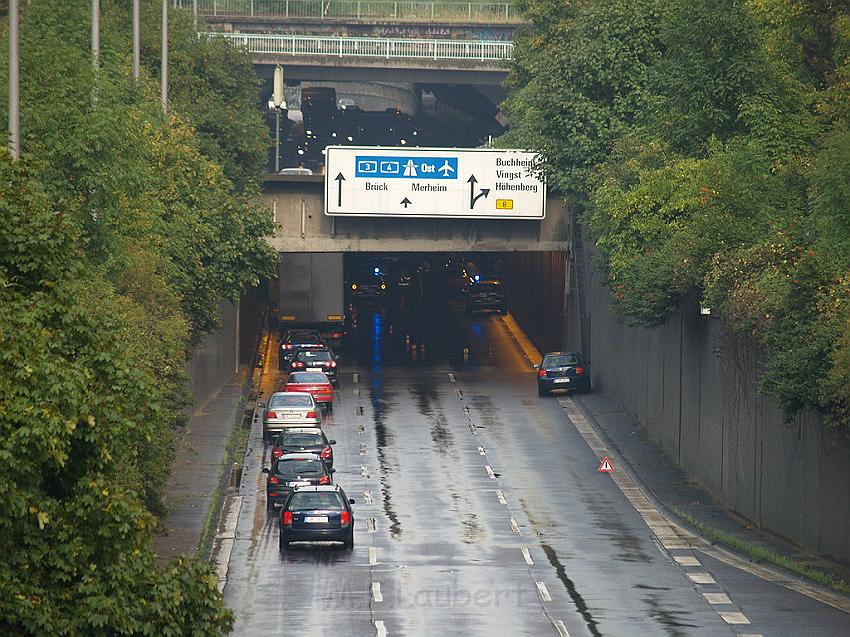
[260,328,355,551]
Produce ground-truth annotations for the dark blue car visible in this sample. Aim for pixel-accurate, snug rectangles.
[279,485,355,550]
[536,351,591,396]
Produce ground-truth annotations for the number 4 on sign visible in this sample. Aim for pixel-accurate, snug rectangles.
[597,456,615,473]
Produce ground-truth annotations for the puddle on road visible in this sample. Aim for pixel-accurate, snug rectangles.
[642,593,699,634]
[578,491,653,564]
[449,490,485,545]
[411,382,457,456]
[370,376,402,539]
[541,543,603,637]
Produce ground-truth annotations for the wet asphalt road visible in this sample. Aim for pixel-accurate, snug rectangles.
[224,290,850,636]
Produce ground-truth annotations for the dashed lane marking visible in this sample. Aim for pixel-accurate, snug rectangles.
[375,620,387,637]
[360,444,367,456]
[353,388,360,398]
[363,491,373,504]
[485,465,496,479]
[703,593,732,605]
[536,581,552,602]
[361,465,369,478]
[352,373,358,384]
[521,546,533,566]
[369,547,378,565]
[496,490,507,505]
[687,572,716,585]
[372,582,383,603]
[718,612,750,625]
[553,620,570,637]
[367,517,376,532]
[477,446,486,456]
[509,516,519,533]
[447,372,456,383]
[673,555,701,567]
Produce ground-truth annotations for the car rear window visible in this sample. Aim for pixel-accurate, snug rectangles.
[298,350,333,362]
[280,433,325,447]
[289,492,343,511]
[289,372,328,384]
[269,394,313,408]
[275,459,323,478]
[543,355,579,367]
[473,283,500,292]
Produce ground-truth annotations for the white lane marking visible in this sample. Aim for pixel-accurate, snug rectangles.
[718,612,750,625]
[553,620,570,637]
[509,516,519,533]
[363,491,373,504]
[521,546,534,566]
[369,547,378,565]
[485,465,496,479]
[352,373,359,384]
[447,372,456,383]
[375,620,387,637]
[477,446,486,456]
[496,490,507,505]
[536,581,552,602]
[687,572,716,585]
[367,517,376,532]
[360,443,367,455]
[372,582,383,602]
[361,465,369,478]
[674,555,701,567]
[703,592,732,605]
[353,388,360,398]
[455,388,463,399]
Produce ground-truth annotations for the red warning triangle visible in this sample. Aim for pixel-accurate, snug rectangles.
[597,456,615,473]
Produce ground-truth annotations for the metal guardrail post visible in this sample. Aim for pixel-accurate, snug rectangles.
[468,2,471,20]
[251,0,255,17]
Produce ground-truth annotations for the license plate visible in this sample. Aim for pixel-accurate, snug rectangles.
[281,411,299,416]
[288,481,311,487]
[307,367,322,372]
[554,378,571,383]
[304,516,328,523]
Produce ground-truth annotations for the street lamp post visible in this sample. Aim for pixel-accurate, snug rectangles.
[161,0,168,114]
[133,0,140,82]
[271,66,285,172]
[8,0,20,159]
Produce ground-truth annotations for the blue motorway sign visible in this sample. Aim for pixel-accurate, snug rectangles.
[355,155,458,180]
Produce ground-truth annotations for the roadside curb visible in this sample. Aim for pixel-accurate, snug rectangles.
[564,394,850,614]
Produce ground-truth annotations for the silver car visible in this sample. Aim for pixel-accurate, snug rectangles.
[261,392,322,440]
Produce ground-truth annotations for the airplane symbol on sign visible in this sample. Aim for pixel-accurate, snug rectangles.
[438,160,455,177]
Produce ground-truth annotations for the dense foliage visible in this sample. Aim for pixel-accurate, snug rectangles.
[504,0,850,433]
[0,0,275,632]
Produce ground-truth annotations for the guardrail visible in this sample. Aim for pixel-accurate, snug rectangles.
[206,31,514,61]
[177,0,520,22]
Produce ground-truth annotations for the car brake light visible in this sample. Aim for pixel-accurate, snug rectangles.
[267,411,278,419]
[284,344,293,349]
[319,475,331,485]
[340,510,351,525]
[537,369,546,378]
[320,446,332,459]
[272,447,282,459]
[295,361,305,368]
[306,411,317,418]
[575,366,585,375]
[331,332,342,338]
[329,361,337,368]
[282,511,293,525]
[269,475,279,484]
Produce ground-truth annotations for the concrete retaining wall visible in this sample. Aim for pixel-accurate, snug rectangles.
[186,300,239,409]
[510,226,850,562]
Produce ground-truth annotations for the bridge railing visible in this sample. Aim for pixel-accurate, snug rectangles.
[178,0,520,22]
[206,31,514,61]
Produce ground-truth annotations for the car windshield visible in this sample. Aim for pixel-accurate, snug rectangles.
[279,433,325,447]
[275,460,323,478]
[299,350,333,362]
[543,355,580,367]
[289,492,344,511]
[289,372,328,384]
[269,394,313,408]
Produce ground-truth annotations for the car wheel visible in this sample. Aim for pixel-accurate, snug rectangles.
[279,535,289,551]
[333,381,340,389]
[538,386,548,398]
[344,530,354,550]
[266,497,274,511]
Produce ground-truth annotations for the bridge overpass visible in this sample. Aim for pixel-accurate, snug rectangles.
[262,174,568,253]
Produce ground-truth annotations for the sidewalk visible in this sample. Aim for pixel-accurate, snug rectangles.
[152,369,250,564]
[571,390,850,588]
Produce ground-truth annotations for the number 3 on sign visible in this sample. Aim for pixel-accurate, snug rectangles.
[496,199,513,210]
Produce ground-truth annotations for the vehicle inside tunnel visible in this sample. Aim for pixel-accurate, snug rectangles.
[272,251,570,371]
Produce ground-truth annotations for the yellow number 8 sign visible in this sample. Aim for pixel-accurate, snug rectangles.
[495,199,514,210]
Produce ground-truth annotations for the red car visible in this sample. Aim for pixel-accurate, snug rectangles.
[283,371,334,410]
